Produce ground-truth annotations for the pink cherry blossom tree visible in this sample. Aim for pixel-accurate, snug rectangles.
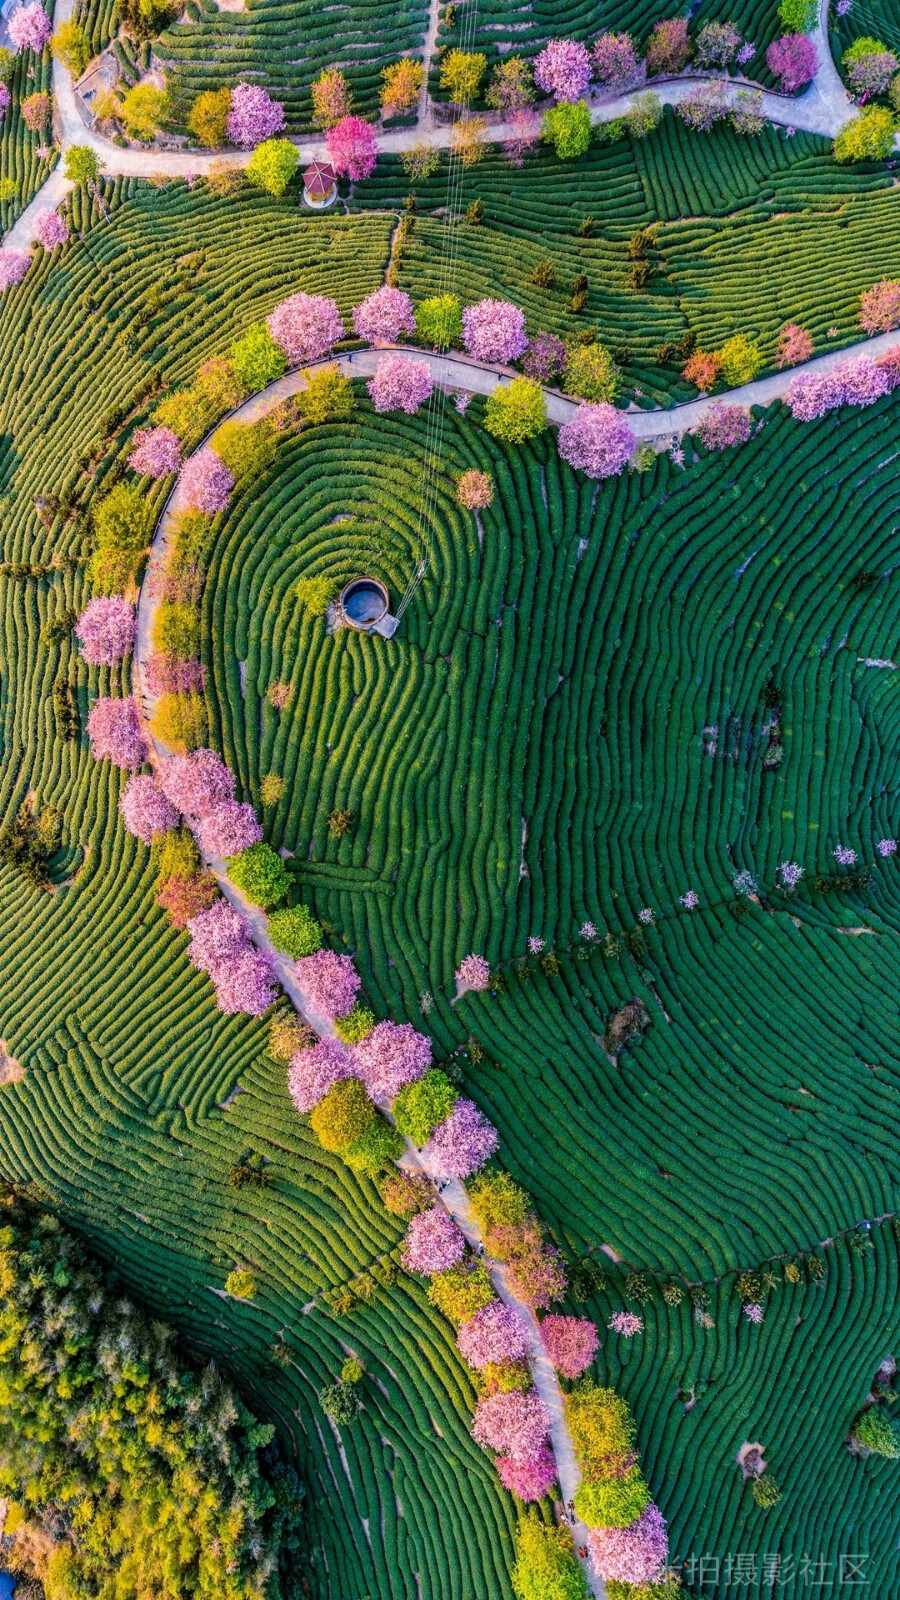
[694,403,751,450]
[32,209,68,250]
[557,403,636,478]
[457,1301,530,1367]
[226,83,286,148]
[774,322,814,369]
[119,774,179,843]
[214,946,278,1014]
[523,332,567,383]
[461,299,528,364]
[472,1388,551,1460]
[402,1207,467,1274]
[75,597,136,665]
[0,251,30,292]
[267,292,344,365]
[179,447,234,513]
[187,899,248,973]
[8,3,51,51]
[860,277,900,335]
[159,748,234,816]
[457,470,494,510]
[766,33,818,91]
[353,285,416,343]
[588,1504,668,1586]
[87,698,146,769]
[195,799,263,858]
[540,1313,598,1378]
[295,948,362,1019]
[455,953,491,991]
[422,1098,499,1179]
[367,354,434,413]
[496,1446,557,1501]
[533,39,593,101]
[128,426,182,478]
[353,1019,431,1099]
[592,33,643,88]
[326,114,378,180]
[288,1037,353,1113]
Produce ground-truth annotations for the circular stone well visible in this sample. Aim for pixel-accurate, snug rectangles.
[339,577,389,630]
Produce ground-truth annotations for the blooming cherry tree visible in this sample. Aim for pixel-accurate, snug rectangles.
[534,39,593,101]
[457,470,494,510]
[455,953,491,991]
[179,447,234,513]
[461,299,528,364]
[557,403,636,479]
[159,748,234,816]
[353,1019,431,1099]
[75,597,136,665]
[472,1388,551,1460]
[540,1314,598,1377]
[592,32,642,88]
[775,322,814,368]
[87,698,146,769]
[367,354,434,413]
[422,1098,499,1178]
[496,1446,557,1501]
[326,115,378,180]
[288,1037,352,1113]
[766,33,818,90]
[0,250,30,292]
[119,775,179,843]
[457,1301,530,1367]
[588,1504,668,1585]
[128,426,181,478]
[402,1207,466,1274]
[8,3,51,51]
[267,292,344,365]
[860,278,900,335]
[226,84,286,148]
[352,285,416,343]
[295,948,361,1019]
[32,209,68,250]
[196,799,263,858]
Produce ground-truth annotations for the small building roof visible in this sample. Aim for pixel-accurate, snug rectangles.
[303,160,337,197]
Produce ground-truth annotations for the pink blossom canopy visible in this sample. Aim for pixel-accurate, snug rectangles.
[496,1445,558,1501]
[540,1313,599,1378]
[288,1037,353,1113]
[765,32,818,90]
[226,82,286,148]
[32,209,68,250]
[455,953,491,991]
[145,653,206,696]
[860,278,900,336]
[457,1300,529,1368]
[119,774,179,844]
[402,1206,466,1274]
[786,357,890,420]
[457,470,493,511]
[267,292,344,366]
[326,114,378,181]
[367,354,434,414]
[0,84,9,118]
[472,1388,551,1461]
[187,899,249,974]
[352,285,416,343]
[352,1019,431,1100]
[195,799,263,859]
[86,697,146,769]
[159,749,234,817]
[592,32,643,88]
[295,948,361,1020]
[422,1098,499,1179]
[0,250,30,292]
[695,403,751,451]
[179,447,234,514]
[8,3,51,51]
[129,426,182,478]
[75,596,136,666]
[533,38,593,101]
[461,299,528,364]
[557,403,636,479]
[214,945,278,1014]
[588,1504,668,1585]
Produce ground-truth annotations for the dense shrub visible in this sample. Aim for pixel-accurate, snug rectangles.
[297,366,355,424]
[540,100,592,159]
[428,1259,495,1324]
[310,1076,375,1152]
[574,1469,652,1527]
[394,1068,459,1144]
[484,377,547,442]
[834,106,896,161]
[511,1516,588,1600]
[0,1197,303,1600]
[415,293,462,349]
[268,903,324,958]
[247,139,299,196]
[231,323,288,391]
[227,841,292,907]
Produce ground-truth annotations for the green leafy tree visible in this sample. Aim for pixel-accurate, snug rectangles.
[227,841,291,907]
[64,143,100,183]
[91,481,153,580]
[297,365,355,424]
[149,691,208,753]
[415,293,462,349]
[541,99,592,159]
[51,20,90,76]
[152,601,200,658]
[230,323,288,391]
[212,417,277,485]
[225,1267,258,1298]
[296,574,338,614]
[564,341,618,402]
[483,376,547,443]
[119,83,169,141]
[188,85,232,146]
[247,138,299,196]
[718,332,762,385]
[319,1379,361,1426]
[310,1077,375,1152]
[0,1196,304,1600]
[439,49,487,105]
[0,47,15,82]
[751,1475,783,1508]
[512,1515,589,1600]
[394,1069,459,1144]
[268,903,324,958]
[574,1469,652,1528]
[334,1002,376,1044]
[624,91,663,138]
[343,1116,404,1173]
[853,1408,900,1456]
[778,0,816,28]
[834,106,897,161]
